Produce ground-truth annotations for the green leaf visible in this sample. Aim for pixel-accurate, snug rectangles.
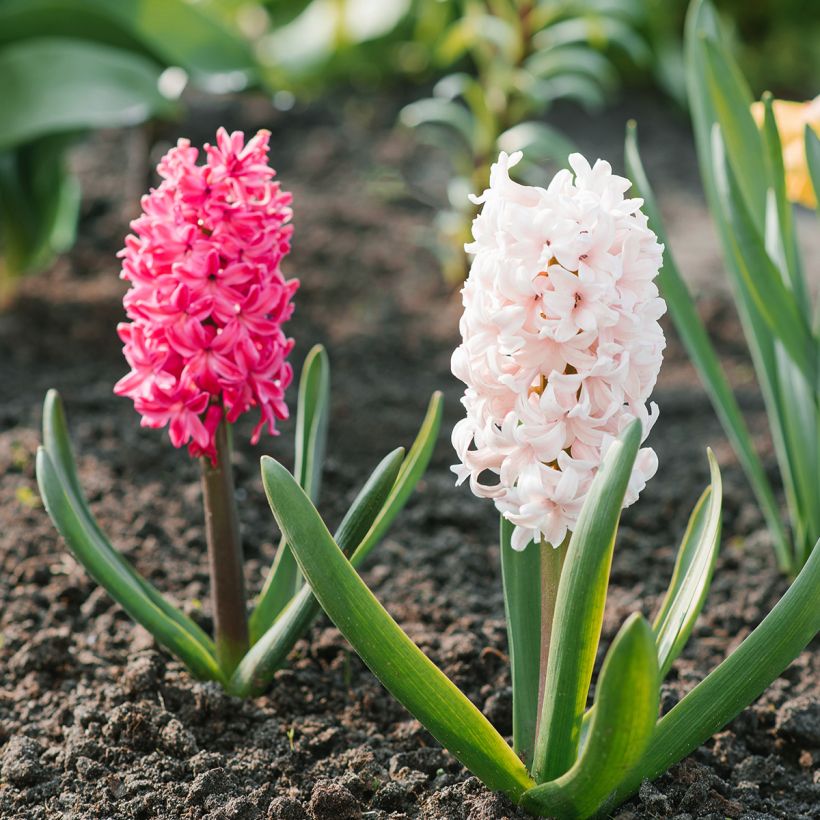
[500,519,541,768]
[497,122,575,167]
[0,0,257,87]
[653,451,722,677]
[611,537,820,807]
[533,18,650,66]
[0,38,174,151]
[231,448,405,697]
[347,390,443,567]
[400,98,476,155]
[531,420,642,783]
[37,405,221,683]
[242,391,442,684]
[260,457,535,801]
[250,345,330,642]
[521,614,659,820]
[624,120,792,574]
[0,135,79,282]
[806,125,820,210]
[711,126,815,385]
[524,46,617,88]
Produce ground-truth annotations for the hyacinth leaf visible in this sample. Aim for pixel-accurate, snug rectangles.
[36,437,222,682]
[531,420,641,784]
[39,390,219,664]
[0,38,174,152]
[250,345,331,641]
[240,392,441,686]
[260,457,535,801]
[652,450,722,677]
[624,121,792,574]
[806,125,820,212]
[497,122,575,168]
[0,0,257,85]
[759,94,808,309]
[347,390,443,567]
[711,127,815,385]
[521,614,659,820]
[699,37,767,226]
[609,537,820,810]
[231,448,405,696]
[500,518,541,768]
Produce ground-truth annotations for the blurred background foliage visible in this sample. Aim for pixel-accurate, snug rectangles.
[0,0,816,293]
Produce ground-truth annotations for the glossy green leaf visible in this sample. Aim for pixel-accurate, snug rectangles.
[242,391,441,685]
[231,448,405,696]
[347,390,443,567]
[806,125,820,210]
[711,126,815,385]
[759,94,808,310]
[653,452,722,677]
[250,345,330,642]
[0,135,79,281]
[500,519,541,767]
[610,538,820,808]
[521,614,659,820]
[531,420,641,783]
[533,18,650,66]
[260,457,535,801]
[0,38,173,151]
[0,0,257,86]
[524,46,617,88]
[40,390,218,663]
[624,121,792,574]
[37,447,221,683]
[400,98,476,154]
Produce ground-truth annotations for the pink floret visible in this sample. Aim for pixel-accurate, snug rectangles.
[115,127,296,462]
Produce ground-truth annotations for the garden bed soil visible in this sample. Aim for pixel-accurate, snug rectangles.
[0,91,818,819]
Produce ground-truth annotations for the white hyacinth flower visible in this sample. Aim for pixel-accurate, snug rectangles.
[452,151,666,551]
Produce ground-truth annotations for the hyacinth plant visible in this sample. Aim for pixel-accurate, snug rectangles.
[36,128,442,696]
[626,0,819,576]
[260,151,820,817]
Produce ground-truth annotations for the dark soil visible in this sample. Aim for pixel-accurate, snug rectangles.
[0,90,817,820]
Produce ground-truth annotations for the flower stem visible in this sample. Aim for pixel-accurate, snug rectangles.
[535,536,567,739]
[201,421,249,676]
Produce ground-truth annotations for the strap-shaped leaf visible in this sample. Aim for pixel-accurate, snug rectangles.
[348,391,443,567]
[653,450,722,677]
[260,457,535,801]
[806,125,820,211]
[711,126,815,385]
[238,392,442,691]
[37,447,222,682]
[250,345,331,641]
[0,37,174,151]
[231,448,405,696]
[521,614,659,820]
[40,391,219,664]
[531,420,641,783]
[625,121,792,573]
[500,518,541,767]
[399,98,476,154]
[611,537,820,807]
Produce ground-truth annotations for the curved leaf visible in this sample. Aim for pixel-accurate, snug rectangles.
[653,451,722,677]
[250,345,330,641]
[231,448,405,696]
[260,457,535,801]
[531,421,642,783]
[521,614,659,819]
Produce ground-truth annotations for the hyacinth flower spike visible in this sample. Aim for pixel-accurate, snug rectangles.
[261,151,820,818]
[37,129,443,694]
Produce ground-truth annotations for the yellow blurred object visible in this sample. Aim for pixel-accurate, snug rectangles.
[751,95,820,208]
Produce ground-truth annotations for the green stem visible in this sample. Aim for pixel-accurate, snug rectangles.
[535,536,567,730]
[201,421,249,676]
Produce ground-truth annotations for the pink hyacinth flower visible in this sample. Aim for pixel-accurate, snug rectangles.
[115,128,297,462]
